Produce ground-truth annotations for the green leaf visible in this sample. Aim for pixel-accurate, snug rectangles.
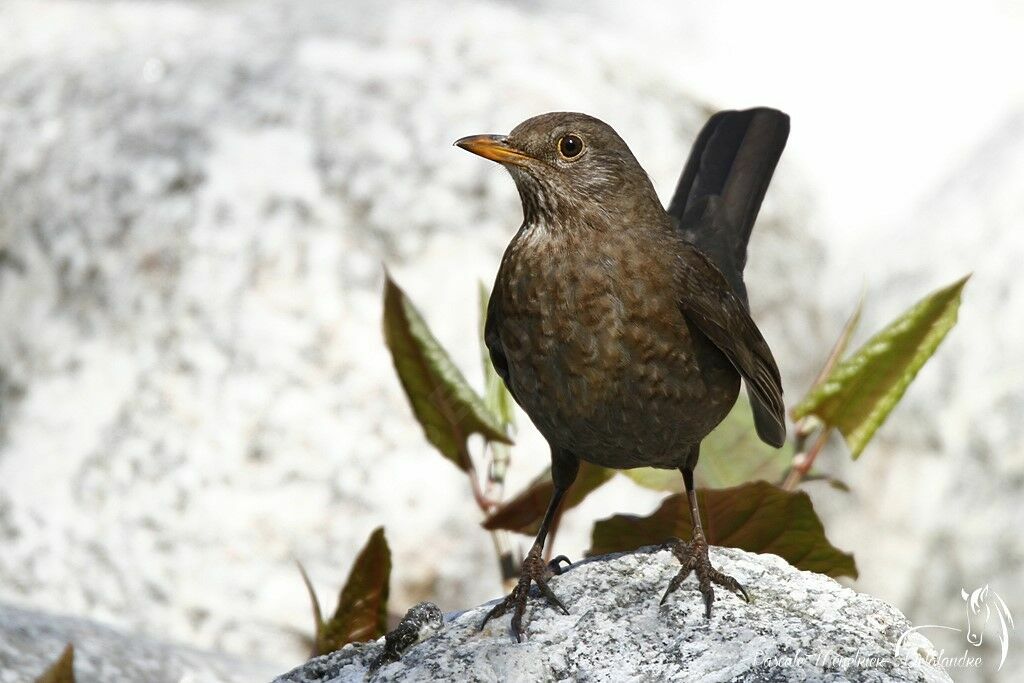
[303,527,392,656]
[793,275,969,457]
[696,396,795,488]
[35,644,74,683]
[478,281,516,429]
[621,466,681,493]
[589,480,857,578]
[623,397,795,492]
[383,273,511,471]
[478,282,515,485]
[483,461,616,535]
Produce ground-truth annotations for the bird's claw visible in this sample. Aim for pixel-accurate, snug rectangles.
[660,536,748,617]
[480,545,570,642]
[547,554,572,575]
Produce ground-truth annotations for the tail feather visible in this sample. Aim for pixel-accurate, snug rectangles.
[668,108,790,302]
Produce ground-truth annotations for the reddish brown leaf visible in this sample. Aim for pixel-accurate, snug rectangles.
[315,527,392,655]
[483,461,615,535]
[589,480,856,578]
[383,273,511,472]
[35,644,74,683]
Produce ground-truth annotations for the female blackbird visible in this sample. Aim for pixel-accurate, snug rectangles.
[456,109,788,642]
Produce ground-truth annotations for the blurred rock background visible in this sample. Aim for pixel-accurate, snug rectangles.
[0,0,1020,680]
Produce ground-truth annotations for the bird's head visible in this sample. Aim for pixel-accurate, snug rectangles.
[455,112,662,228]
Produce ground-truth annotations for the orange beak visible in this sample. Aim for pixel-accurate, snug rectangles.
[454,135,531,165]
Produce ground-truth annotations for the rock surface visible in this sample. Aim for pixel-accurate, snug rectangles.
[274,547,951,683]
[0,602,278,683]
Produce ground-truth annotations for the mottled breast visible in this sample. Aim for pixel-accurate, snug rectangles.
[493,223,739,469]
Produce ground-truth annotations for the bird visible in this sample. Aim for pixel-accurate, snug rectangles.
[455,108,789,642]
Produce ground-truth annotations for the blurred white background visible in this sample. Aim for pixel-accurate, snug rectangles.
[0,1,1021,680]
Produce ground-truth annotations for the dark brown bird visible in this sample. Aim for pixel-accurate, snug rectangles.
[456,108,788,641]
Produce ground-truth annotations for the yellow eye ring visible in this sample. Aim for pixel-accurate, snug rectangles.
[557,134,584,159]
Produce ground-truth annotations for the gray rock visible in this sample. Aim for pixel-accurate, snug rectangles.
[0,602,279,683]
[273,547,951,683]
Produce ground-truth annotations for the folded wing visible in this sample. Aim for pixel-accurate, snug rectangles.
[675,243,786,447]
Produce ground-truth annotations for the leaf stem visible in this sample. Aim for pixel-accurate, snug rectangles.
[782,426,831,490]
[464,442,519,585]
[464,445,498,511]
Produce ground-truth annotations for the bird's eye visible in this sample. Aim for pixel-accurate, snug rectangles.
[557,134,584,159]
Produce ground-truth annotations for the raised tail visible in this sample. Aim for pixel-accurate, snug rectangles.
[668,108,790,306]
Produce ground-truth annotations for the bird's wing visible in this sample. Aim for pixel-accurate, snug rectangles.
[674,242,786,447]
[484,289,518,405]
[668,108,790,306]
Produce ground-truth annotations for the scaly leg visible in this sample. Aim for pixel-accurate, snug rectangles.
[660,466,749,617]
[481,450,578,641]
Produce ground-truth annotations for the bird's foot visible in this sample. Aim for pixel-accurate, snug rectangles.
[659,535,749,617]
[480,544,570,642]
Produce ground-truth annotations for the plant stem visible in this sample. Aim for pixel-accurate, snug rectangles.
[464,442,518,585]
[782,427,831,491]
[464,446,498,511]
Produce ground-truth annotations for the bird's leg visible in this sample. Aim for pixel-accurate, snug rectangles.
[481,451,578,641]
[660,466,749,617]
[479,488,570,641]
